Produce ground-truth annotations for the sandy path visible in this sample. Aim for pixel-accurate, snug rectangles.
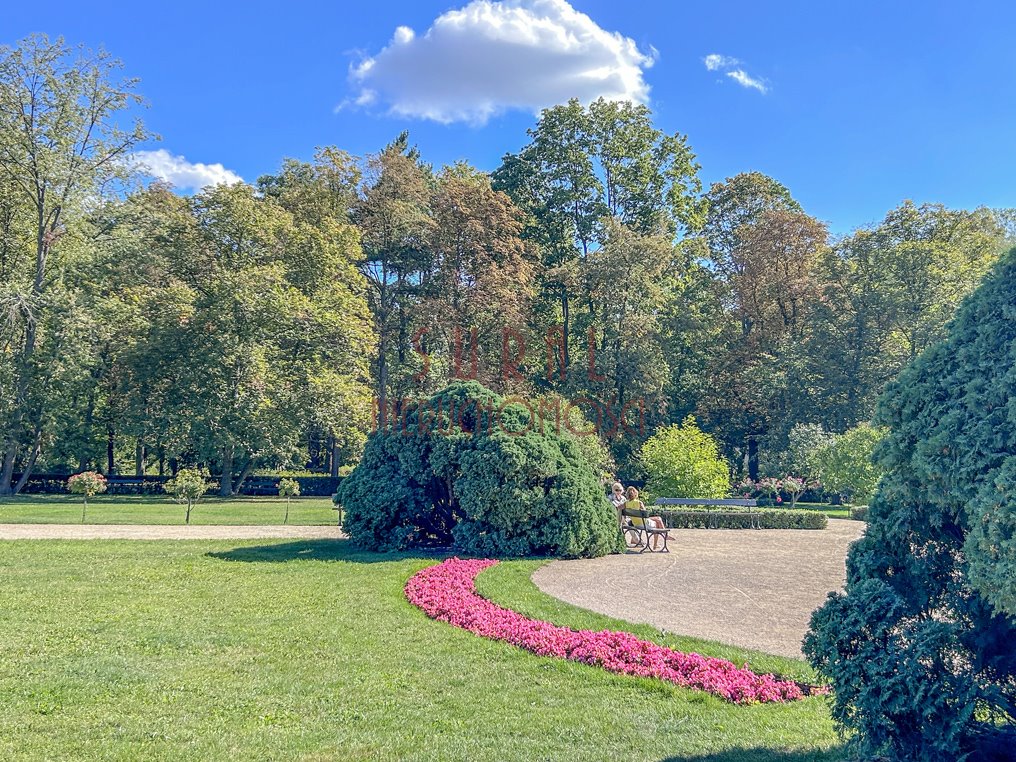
[0,524,346,540]
[532,518,865,658]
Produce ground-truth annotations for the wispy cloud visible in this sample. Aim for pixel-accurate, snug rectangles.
[703,53,739,72]
[726,69,767,94]
[344,0,656,125]
[129,149,243,191]
[703,52,768,94]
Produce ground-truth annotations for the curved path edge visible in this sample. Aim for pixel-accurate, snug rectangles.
[532,519,865,659]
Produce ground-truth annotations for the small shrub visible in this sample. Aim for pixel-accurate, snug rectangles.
[67,471,107,523]
[278,477,300,524]
[640,416,730,499]
[781,477,806,508]
[849,505,869,522]
[165,469,208,524]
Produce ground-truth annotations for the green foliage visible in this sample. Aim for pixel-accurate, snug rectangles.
[786,424,837,481]
[804,249,1016,761]
[277,478,300,499]
[67,472,108,498]
[848,505,868,521]
[278,477,300,523]
[659,508,827,530]
[639,416,730,499]
[338,382,622,558]
[814,424,886,503]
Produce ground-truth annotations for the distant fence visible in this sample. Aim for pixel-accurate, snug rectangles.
[12,474,344,497]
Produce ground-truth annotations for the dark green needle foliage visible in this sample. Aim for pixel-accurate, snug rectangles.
[804,249,1016,761]
[339,381,622,558]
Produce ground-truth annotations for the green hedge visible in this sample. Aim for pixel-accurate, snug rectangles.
[849,505,869,521]
[659,508,828,530]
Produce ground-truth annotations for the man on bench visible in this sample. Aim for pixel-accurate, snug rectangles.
[621,486,669,552]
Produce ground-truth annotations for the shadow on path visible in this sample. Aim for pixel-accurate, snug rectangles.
[207,538,446,565]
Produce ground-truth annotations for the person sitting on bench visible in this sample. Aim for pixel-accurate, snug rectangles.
[623,486,667,551]
[610,481,627,523]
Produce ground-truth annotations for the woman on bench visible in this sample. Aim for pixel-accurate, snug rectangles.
[623,486,667,551]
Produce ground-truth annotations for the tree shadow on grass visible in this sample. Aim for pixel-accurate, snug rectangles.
[660,748,846,762]
[206,538,449,565]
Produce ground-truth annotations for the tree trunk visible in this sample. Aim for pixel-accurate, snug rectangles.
[232,458,254,496]
[219,446,233,497]
[135,439,145,477]
[748,437,760,481]
[12,428,43,495]
[329,436,339,478]
[106,427,116,475]
[1,209,52,495]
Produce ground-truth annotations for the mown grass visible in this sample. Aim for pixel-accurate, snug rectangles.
[792,502,851,519]
[0,494,337,525]
[0,538,844,760]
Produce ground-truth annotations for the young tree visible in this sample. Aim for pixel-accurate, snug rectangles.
[814,424,887,504]
[67,471,107,523]
[639,416,730,499]
[0,35,147,494]
[165,468,207,524]
[278,477,300,524]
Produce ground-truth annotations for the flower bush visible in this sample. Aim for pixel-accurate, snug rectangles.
[67,471,107,523]
[405,558,808,704]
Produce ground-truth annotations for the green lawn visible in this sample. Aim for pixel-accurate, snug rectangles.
[0,538,843,760]
[0,494,338,525]
[792,502,851,519]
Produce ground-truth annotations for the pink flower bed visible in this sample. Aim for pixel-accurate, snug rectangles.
[405,558,808,704]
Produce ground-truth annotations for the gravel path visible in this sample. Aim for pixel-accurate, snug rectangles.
[0,524,346,540]
[533,518,865,658]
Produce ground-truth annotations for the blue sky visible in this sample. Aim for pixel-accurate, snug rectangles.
[5,0,1016,233]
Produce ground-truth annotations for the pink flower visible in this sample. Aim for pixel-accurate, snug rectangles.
[405,558,811,705]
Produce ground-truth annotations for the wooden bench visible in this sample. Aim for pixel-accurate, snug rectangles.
[620,507,670,553]
[653,498,763,530]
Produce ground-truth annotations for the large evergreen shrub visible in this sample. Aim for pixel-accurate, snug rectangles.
[804,250,1016,761]
[338,382,621,557]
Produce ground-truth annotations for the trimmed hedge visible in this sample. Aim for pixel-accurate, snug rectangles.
[659,508,828,530]
[849,505,869,522]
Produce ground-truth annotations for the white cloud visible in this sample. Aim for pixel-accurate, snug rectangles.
[129,149,243,191]
[703,53,768,94]
[345,0,655,125]
[703,53,739,71]
[726,69,767,93]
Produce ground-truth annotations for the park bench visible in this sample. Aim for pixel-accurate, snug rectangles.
[653,498,762,530]
[620,507,671,553]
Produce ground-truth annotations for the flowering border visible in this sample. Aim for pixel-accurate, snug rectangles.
[405,558,810,704]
